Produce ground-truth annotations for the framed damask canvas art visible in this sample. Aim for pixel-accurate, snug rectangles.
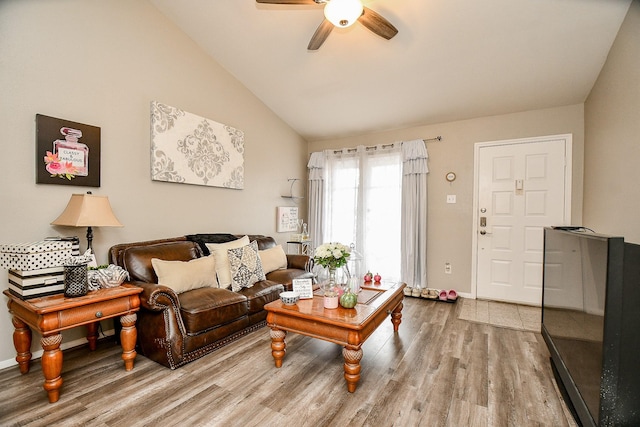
[150,101,244,189]
[36,114,101,187]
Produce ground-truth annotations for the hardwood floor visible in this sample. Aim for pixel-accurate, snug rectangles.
[0,298,576,426]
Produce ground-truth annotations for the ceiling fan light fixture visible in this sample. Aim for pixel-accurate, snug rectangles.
[324,0,363,28]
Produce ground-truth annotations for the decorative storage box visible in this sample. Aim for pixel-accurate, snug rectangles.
[8,266,65,299]
[0,239,76,271]
[3,237,80,299]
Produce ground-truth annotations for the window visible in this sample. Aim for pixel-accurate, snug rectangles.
[308,139,428,289]
[323,146,402,282]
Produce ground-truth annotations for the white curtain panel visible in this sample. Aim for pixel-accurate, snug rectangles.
[307,151,325,253]
[401,139,429,289]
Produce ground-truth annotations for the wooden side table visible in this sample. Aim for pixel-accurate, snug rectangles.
[3,285,142,403]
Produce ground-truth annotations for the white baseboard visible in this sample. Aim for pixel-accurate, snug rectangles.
[0,328,115,371]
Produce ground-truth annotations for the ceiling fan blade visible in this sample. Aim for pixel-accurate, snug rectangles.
[256,0,319,4]
[358,7,398,40]
[308,19,334,50]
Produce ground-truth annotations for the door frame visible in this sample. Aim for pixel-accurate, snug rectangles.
[470,134,573,301]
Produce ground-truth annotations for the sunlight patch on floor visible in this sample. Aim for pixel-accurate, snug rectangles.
[458,298,541,332]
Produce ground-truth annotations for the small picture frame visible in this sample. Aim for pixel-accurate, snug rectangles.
[292,278,313,299]
[276,206,299,233]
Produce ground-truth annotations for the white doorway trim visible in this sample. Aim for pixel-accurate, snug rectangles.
[470,134,573,301]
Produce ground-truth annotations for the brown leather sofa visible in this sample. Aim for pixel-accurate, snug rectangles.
[109,234,312,369]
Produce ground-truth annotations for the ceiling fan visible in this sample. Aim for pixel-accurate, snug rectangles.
[256,0,398,50]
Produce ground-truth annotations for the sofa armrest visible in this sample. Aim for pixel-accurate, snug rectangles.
[286,254,311,271]
[129,281,181,311]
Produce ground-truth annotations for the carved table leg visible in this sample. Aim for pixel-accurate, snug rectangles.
[41,333,63,403]
[86,322,98,351]
[343,347,363,393]
[391,301,403,332]
[12,316,32,374]
[120,313,137,371]
[270,328,286,368]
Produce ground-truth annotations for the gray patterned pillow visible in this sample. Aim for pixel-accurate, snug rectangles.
[227,240,266,292]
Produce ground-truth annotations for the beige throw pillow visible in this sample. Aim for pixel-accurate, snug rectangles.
[206,235,250,289]
[259,245,288,274]
[151,255,217,294]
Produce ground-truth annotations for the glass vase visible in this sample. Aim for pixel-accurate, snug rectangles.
[321,266,349,290]
[328,267,337,287]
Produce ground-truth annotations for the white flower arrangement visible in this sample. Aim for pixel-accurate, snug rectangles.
[314,242,351,269]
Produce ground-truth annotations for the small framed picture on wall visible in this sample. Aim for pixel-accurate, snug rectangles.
[36,114,101,187]
[277,206,299,232]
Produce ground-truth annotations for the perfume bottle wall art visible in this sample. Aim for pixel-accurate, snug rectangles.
[36,114,101,187]
[53,127,89,176]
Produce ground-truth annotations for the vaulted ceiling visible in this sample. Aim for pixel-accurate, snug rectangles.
[149,0,631,141]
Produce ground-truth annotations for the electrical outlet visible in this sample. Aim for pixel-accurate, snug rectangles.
[447,195,456,204]
[445,262,452,274]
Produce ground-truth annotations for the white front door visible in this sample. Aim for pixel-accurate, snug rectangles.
[474,135,572,305]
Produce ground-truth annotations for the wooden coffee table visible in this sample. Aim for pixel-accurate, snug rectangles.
[265,281,405,392]
[4,285,142,403]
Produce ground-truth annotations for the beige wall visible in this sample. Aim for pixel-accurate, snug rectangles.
[584,0,640,243]
[309,104,585,297]
[0,0,307,366]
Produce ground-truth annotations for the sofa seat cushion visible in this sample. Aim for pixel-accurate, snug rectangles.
[237,280,284,314]
[179,287,248,334]
[266,270,315,291]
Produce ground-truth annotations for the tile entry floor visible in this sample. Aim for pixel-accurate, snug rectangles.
[458,298,542,332]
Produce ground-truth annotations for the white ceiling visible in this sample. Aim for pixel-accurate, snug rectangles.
[149,0,631,141]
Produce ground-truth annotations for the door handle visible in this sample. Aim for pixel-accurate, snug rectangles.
[480,230,492,235]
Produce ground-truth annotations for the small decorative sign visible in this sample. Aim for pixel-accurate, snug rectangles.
[292,278,313,299]
[276,206,299,232]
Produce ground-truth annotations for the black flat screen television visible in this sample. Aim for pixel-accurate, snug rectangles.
[541,228,640,427]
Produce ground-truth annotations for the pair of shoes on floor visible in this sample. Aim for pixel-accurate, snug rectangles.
[403,286,424,298]
[438,289,458,302]
[420,288,439,300]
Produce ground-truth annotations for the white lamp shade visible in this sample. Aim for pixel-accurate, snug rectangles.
[324,0,363,28]
[51,193,123,227]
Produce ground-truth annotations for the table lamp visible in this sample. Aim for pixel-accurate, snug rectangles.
[51,192,123,254]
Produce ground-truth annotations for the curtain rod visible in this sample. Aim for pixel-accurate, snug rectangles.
[333,136,442,154]
[425,136,442,142]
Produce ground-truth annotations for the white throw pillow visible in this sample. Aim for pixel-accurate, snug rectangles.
[259,245,288,274]
[206,235,250,289]
[151,255,217,294]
